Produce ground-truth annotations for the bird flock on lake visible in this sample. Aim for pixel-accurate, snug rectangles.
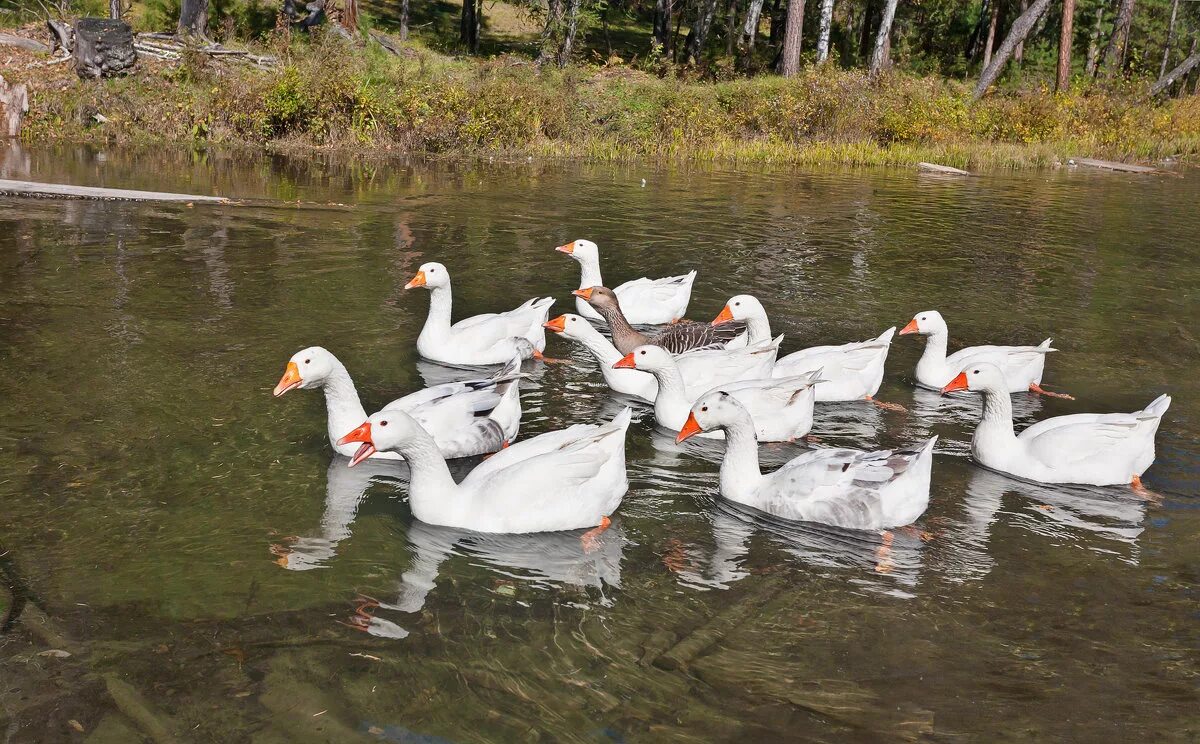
[273,239,1171,542]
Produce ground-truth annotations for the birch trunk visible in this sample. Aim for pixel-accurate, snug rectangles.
[688,0,722,62]
[557,0,582,66]
[972,0,1052,99]
[815,0,834,63]
[1158,0,1179,79]
[1056,0,1074,90]
[778,0,806,75]
[741,0,767,54]
[868,0,898,76]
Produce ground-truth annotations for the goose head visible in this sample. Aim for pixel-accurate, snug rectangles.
[543,313,599,341]
[613,344,675,373]
[273,346,339,397]
[712,294,766,326]
[337,409,425,467]
[404,262,450,291]
[571,285,619,313]
[941,362,1007,395]
[900,310,947,336]
[676,391,749,443]
[555,239,599,263]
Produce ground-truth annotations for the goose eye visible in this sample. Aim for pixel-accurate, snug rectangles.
[639,350,646,355]
[304,359,310,364]
[701,406,708,412]
[734,302,740,306]
[380,421,388,426]
[972,370,979,375]
[920,316,926,321]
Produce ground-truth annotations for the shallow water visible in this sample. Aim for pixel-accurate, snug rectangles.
[1,144,1198,742]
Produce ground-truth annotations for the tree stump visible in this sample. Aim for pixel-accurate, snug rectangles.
[72,18,137,79]
[0,75,29,138]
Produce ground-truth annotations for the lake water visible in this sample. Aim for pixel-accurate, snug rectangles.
[1,144,1197,742]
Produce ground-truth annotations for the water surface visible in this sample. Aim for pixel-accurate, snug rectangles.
[1,145,1198,742]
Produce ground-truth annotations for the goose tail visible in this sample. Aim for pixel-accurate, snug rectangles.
[1137,394,1172,421]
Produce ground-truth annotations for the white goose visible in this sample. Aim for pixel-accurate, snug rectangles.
[407,262,554,366]
[900,310,1071,398]
[543,313,779,402]
[678,392,937,530]
[943,363,1170,488]
[713,295,897,406]
[337,407,632,534]
[273,346,523,460]
[556,239,695,325]
[614,345,821,441]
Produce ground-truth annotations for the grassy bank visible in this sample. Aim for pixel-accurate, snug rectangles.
[9,31,1200,168]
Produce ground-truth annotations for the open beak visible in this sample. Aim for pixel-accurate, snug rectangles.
[543,315,567,333]
[899,319,919,335]
[941,372,969,395]
[676,412,703,443]
[336,422,376,467]
[613,353,636,369]
[712,305,734,326]
[273,361,302,397]
[404,270,427,290]
[555,242,575,254]
[572,288,594,301]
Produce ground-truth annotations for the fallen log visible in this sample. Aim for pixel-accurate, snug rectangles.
[1071,157,1159,174]
[1149,49,1200,98]
[47,19,73,55]
[0,32,50,53]
[0,178,228,203]
[917,161,971,175]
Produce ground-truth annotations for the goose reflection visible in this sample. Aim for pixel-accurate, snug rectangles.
[906,387,1046,455]
[353,518,627,628]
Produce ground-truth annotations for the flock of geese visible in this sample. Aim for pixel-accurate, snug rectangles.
[273,239,1171,542]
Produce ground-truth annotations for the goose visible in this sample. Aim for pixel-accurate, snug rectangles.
[942,363,1169,489]
[556,239,695,324]
[273,346,524,460]
[900,310,1072,399]
[614,344,820,441]
[713,294,899,408]
[543,314,779,402]
[575,286,745,355]
[337,407,632,534]
[406,262,555,366]
[677,392,937,530]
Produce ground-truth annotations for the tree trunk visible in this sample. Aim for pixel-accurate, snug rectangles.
[726,0,740,56]
[557,0,581,66]
[858,0,877,60]
[538,0,564,64]
[109,0,121,19]
[177,0,209,36]
[1014,0,1028,62]
[1055,0,1074,90]
[769,0,785,43]
[815,0,834,63]
[778,0,805,75]
[868,0,898,76]
[399,0,409,39]
[74,17,137,77]
[740,0,767,57]
[654,0,674,53]
[972,0,1052,99]
[982,0,1000,68]
[1150,46,1200,97]
[688,0,722,62]
[460,0,479,52]
[1158,0,1179,78]
[967,0,989,60]
[1084,0,1105,75]
[1100,0,1134,76]
[0,75,29,138]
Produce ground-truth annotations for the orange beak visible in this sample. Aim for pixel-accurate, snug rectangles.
[543,315,567,333]
[676,412,703,443]
[404,270,427,290]
[273,361,302,397]
[613,352,636,369]
[712,305,734,326]
[572,287,594,301]
[555,242,575,254]
[941,372,969,395]
[336,422,376,467]
[899,319,920,335]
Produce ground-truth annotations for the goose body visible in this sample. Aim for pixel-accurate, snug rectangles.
[944,363,1170,486]
[678,393,937,530]
[407,262,553,366]
[339,408,632,533]
[273,346,523,460]
[614,345,817,441]
[901,310,1055,393]
[544,314,778,402]
[714,295,895,401]
[577,286,745,355]
[557,239,695,324]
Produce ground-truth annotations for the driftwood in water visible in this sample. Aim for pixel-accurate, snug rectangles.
[0,31,50,53]
[652,577,785,671]
[1071,158,1159,174]
[0,178,228,203]
[47,19,74,55]
[73,17,137,78]
[917,162,971,175]
[0,76,29,138]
